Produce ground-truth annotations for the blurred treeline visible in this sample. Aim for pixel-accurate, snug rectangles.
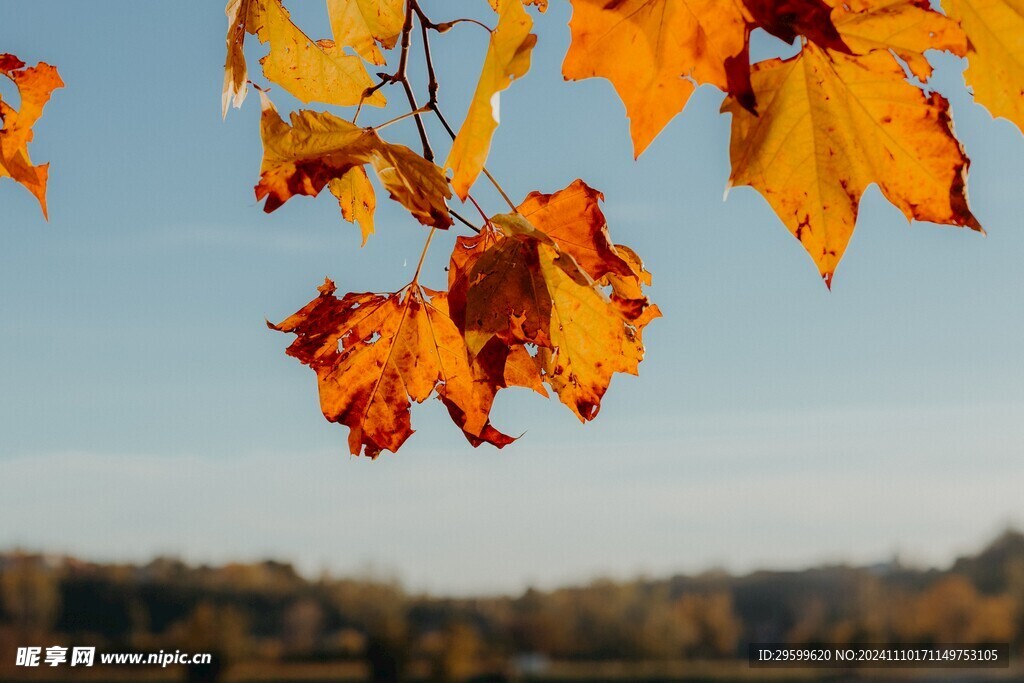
[2,530,1023,681]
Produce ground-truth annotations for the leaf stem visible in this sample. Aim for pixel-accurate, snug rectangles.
[374,106,431,132]
[430,104,517,212]
[412,227,437,284]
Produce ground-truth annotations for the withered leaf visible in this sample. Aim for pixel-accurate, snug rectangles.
[222,0,384,118]
[326,0,405,66]
[328,166,376,245]
[255,92,452,230]
[270,279,508,457]
[456,182,659,421]
[0,54,63,219]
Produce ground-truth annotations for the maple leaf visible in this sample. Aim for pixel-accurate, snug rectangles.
[563,0,749,157]
[222,0,384,118]
[445,0,537,200]
[517,179,636,282]
[452,181,659,421]
[270,279,509,457]
[430,291,520,450]
[326,0,405,66]
[255,92,452,230]
[722,44,982,285]
[830,0,967,80]
[941,0,1024,132]
[533,238,656,421]
[328,166,376,245]
[0,54,63,219]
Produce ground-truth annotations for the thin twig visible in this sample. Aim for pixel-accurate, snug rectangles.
[395,1,434,161]
[467,193,493,228]
[450,208,482,233]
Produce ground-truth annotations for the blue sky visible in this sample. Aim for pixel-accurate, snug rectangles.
[1,1,1022,595]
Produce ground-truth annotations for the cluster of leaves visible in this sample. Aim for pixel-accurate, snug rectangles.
[8,1,1017,458]
[220,0,1023,457]
[565,0,1022,285]
[224,0,658,457]
[0,53,62,218]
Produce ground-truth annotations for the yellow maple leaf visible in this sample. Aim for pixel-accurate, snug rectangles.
[941,0,1024,132]
[444,0,536,200]
[256,93,452,230]
[830,0,967,80]
[534,244,653,422]
[0,54,63,219]
[328,166,376,245]
[518,179,636,281]
[221,0,384,118]
[326,0,405,66]
[723,45,982,285]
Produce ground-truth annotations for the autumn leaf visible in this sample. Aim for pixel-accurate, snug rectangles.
[328,167,376,245]
[445,0,536,200]
[255,92,452,230]
[326,0,405,66]
[534,238,655,421]
[430,291,519,449]
[722,44,981,285]
[830,0,967,80]
[0,54,63,219]
[743,0,849,52]
[458,226,554,356]
[222,0,384,118]
[563,0,749,157]
[941,0,1024,132]
[270,279,510,457]
[518,179,636,282]
[454,182,659,421]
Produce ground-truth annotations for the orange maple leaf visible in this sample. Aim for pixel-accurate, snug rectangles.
[563,0,760,156]
[0,54,63,219]
[452,181,660,422]
[270,279,509,457]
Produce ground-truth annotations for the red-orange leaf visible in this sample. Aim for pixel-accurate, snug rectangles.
[518,179,635,282]
[270,279,507,457]
[454,182,660,421]
[0,54,63,219]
